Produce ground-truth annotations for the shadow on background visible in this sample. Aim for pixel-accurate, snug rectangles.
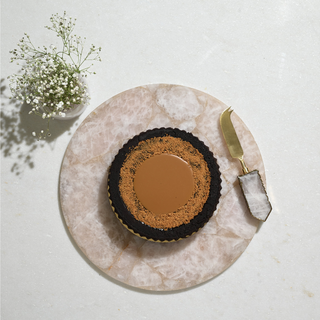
[1,78,79,175]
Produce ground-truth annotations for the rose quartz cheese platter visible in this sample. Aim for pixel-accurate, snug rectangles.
[59,84,266,291]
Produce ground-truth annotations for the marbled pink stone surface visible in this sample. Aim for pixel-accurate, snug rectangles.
[59,84,266,291]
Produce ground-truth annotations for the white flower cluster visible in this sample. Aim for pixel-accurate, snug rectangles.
[8,11,101,140]
[9,58,89,119]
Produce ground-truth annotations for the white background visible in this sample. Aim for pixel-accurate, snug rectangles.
[1,0,320,319]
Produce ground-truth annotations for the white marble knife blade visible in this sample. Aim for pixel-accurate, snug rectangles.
[220,107,272,221]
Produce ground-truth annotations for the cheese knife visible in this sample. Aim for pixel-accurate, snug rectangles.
[220,107,272,221]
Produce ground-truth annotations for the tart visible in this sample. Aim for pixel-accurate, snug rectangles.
[108,128,221,242]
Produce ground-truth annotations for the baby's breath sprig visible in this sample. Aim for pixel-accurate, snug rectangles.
[7,11,101,139]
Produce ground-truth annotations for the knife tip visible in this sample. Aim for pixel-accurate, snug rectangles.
[221,106,233,117]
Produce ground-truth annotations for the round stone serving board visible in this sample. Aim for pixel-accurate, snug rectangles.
[59,84,266,291]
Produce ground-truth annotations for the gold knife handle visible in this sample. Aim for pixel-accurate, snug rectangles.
[239,156,249,174]
[238,170,272,221]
